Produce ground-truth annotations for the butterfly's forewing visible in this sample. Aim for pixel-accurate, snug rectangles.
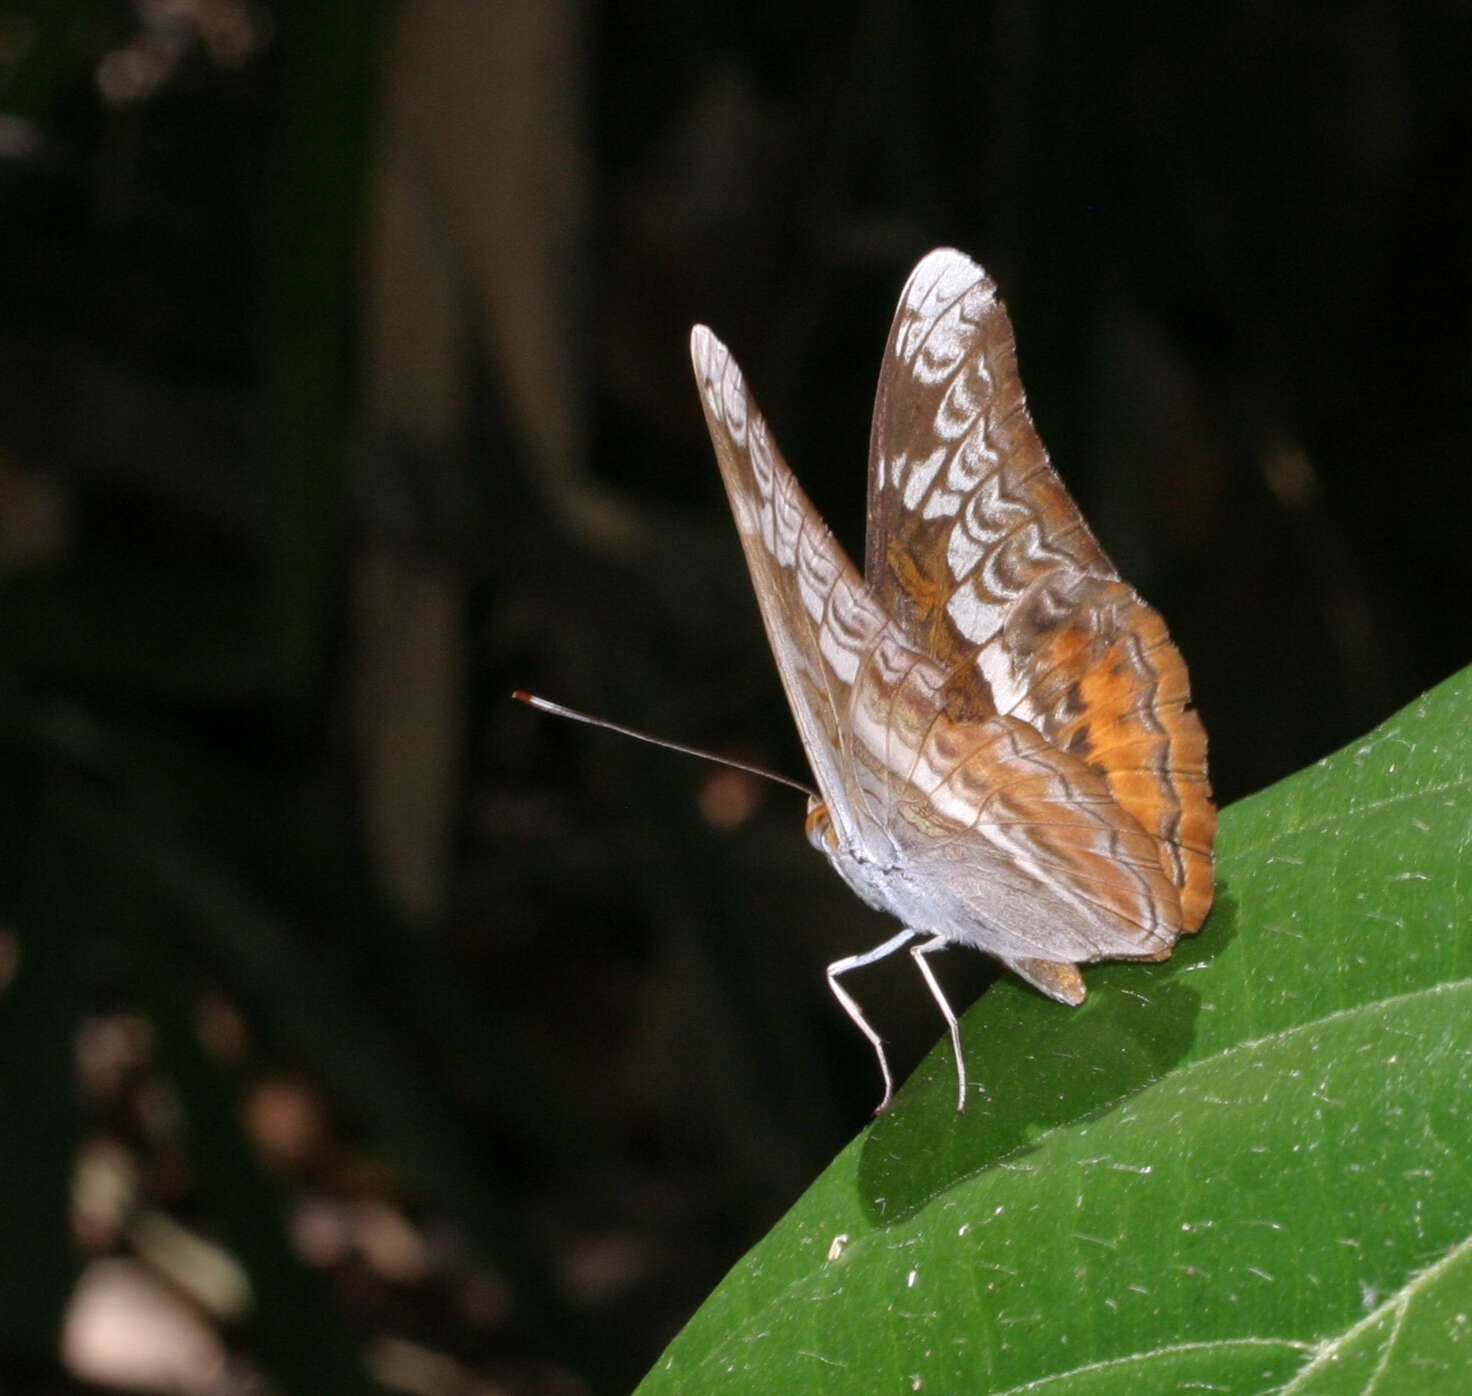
[690,325,899,854]
[866,250,1215,934]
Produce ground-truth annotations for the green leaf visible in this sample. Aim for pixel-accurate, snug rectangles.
[636,665,1472,1394]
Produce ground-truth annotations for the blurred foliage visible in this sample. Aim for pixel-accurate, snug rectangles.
[0,1,1469,1394]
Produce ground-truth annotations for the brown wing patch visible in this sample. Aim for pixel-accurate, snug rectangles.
[1001,570,1216,933]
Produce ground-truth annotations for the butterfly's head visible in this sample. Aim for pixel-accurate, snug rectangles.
[804,797,840,854]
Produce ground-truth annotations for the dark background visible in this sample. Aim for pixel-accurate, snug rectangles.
[1,2,1469,1393]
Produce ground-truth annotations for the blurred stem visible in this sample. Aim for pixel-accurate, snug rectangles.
[261,0,392,692]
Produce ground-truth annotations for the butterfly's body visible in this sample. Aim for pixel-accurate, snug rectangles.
[691,249,1215,1111]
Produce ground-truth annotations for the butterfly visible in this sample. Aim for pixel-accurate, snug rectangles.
[690,248,1215,1113]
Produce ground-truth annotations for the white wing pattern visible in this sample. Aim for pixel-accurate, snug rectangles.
[689,249,1215,1112]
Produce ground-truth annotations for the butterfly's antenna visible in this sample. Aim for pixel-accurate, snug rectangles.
[512,692,818,799]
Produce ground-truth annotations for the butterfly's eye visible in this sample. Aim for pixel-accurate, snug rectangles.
[804,798,839,853]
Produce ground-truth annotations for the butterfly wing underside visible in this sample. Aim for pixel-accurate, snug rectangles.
[690,320,1203,984]
[866,250,1216,941]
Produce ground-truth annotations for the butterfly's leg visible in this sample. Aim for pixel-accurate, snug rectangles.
[909,935,967,1112]
[826,929,917,1114]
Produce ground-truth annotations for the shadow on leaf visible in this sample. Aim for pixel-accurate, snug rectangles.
[855,888,1239,1222]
